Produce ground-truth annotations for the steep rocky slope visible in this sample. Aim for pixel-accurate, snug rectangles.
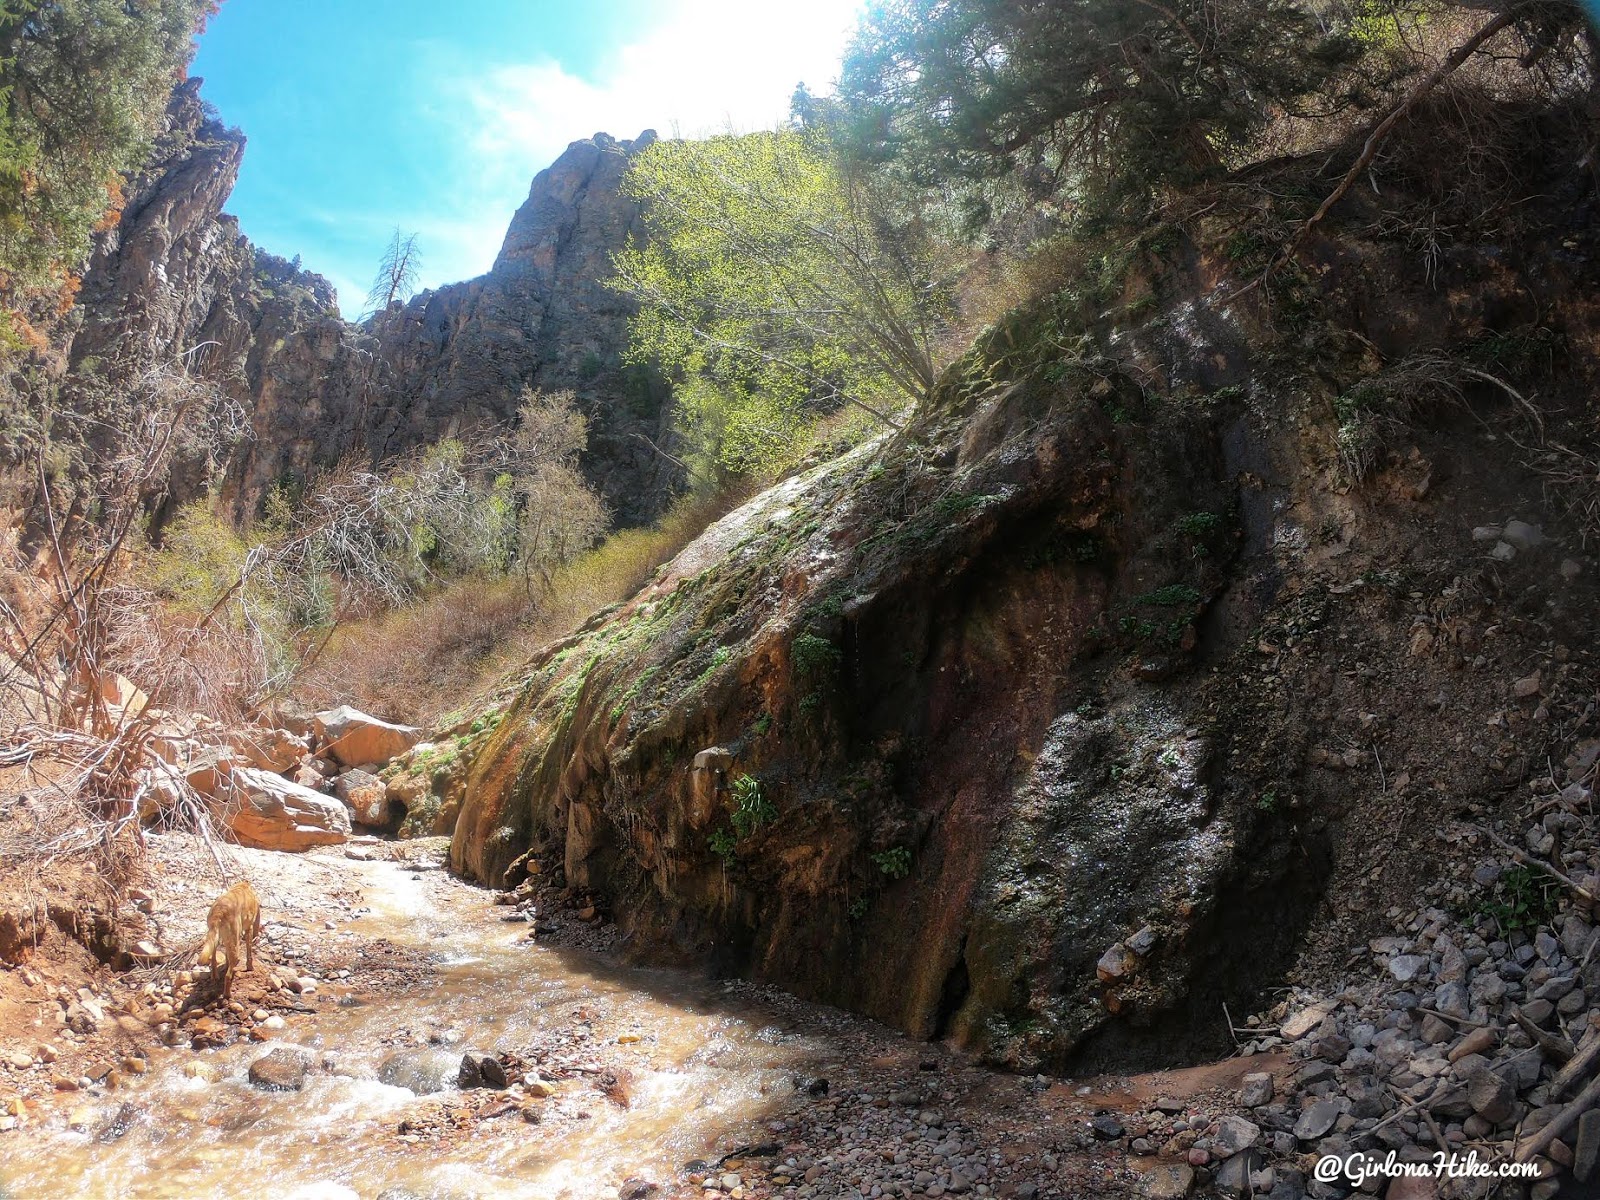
[438,113,1600,1076]
[65,81,675,525]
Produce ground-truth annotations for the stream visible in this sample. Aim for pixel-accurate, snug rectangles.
[1,856,852,1200]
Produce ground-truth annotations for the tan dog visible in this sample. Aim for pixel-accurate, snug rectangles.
[199,881,260,998]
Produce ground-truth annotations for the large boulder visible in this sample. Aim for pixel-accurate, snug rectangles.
[225,767,351,851]
[334,769,388,827]
[227,726,309,773]
[313,706,422,769]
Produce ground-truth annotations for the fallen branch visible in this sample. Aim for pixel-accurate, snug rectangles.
[1511,1005,1576,1065]
[1550,1016,1600,1100]
[1277,5,1528,266]
[1515,1068,1600,1163]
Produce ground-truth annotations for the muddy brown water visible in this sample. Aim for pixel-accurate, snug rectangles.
[0,859,851,1200]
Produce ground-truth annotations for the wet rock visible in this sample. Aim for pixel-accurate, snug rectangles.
[248,1048,309,1091]
[95,1102,140,1144]
[617,1179,658,1200]
[457,1051,507,1090]
[377,1048,462,1095]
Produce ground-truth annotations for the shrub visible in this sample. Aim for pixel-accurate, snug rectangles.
[872,847,912,880]
[728,774,776,838]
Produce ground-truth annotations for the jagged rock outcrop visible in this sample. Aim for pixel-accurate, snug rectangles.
[66,80,676,526]
[441,139,1600,1072]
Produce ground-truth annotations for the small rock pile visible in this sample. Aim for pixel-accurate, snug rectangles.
[134,703,423,851]
[1112,810,1600,1196]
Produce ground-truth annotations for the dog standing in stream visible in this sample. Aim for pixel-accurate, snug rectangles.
[199,880,260,999]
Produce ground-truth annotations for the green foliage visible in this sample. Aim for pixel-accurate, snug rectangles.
[838,0,1361,221]
[1475,865,1558,935]
[1174,512,1222,539]
[872,846,912,880]
[612,129,953,475]
[0,0,213,318]
[1256,788,1280,813]
[728,773,776,838]
[708,827,738,863]
[792,632,842,681]
[1138,584,1201,608]
[752,712,772,736]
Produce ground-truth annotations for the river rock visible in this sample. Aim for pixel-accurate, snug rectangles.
[314,706,422,768]
[378,1048,461,1094]
[1139,1164,1195,1199]
[1467,1069,1515,1124]
[226,767,351,850]
[1213,1151,1260,1199]
[457,1051,507,1090]
[1575,1108,1600,1182]
[1239,1072,1274,1108]
[249,1047,309,1091]
[1293,1100,1342,1141]
[1211,1114,1261,1156]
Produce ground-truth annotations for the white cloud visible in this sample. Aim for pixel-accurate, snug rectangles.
[397,0,863,295]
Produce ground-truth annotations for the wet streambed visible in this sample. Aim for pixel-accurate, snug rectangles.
[2,857,839,1200]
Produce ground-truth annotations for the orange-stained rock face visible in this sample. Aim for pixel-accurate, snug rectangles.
[445,179,1600,1073]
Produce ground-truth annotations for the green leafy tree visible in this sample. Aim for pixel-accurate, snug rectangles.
[0,0,214,329]
[838,0,1364,218]
[611,129,954,475]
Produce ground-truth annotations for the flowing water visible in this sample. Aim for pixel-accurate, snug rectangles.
[1,859,844,1200]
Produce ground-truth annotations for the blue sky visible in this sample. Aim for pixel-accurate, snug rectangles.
[192,0,864,315]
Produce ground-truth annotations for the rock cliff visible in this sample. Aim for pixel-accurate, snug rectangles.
[440,117,1600,1073]
[66,81,676,527]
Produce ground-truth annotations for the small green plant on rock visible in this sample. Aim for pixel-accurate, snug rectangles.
[872,846,912,880]
[1475,865,1558,935]
[793,632,842,681]
[729,774,776,837]
[709,827,737,863]
[1257,788,1279,813]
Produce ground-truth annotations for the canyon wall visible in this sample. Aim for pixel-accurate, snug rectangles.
[67,80,677,527]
